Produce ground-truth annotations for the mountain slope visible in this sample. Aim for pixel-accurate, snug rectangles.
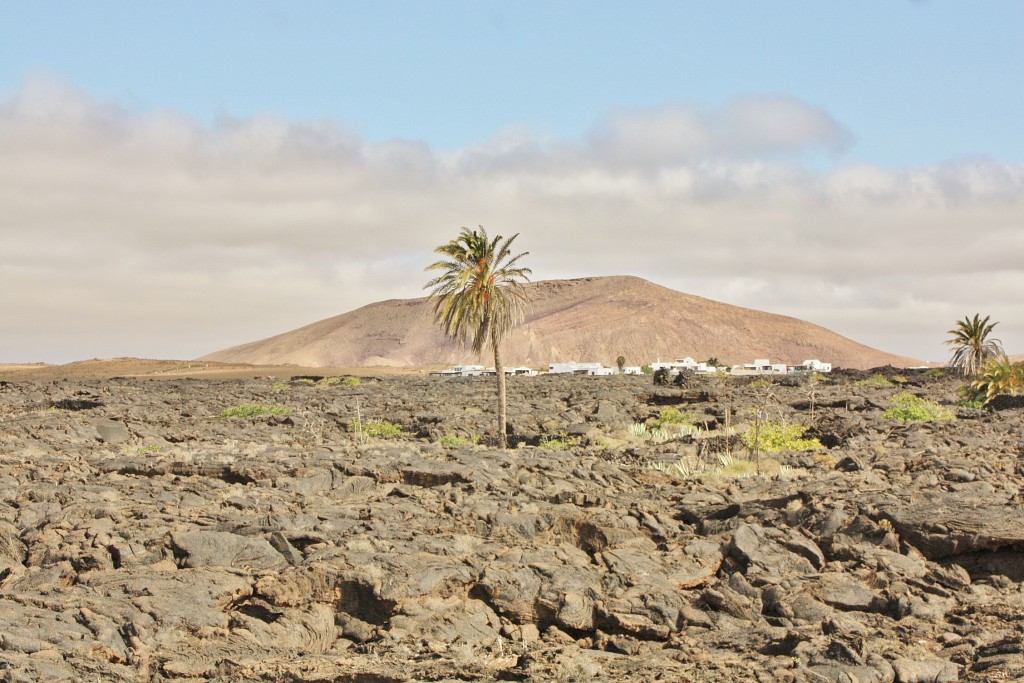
[201,276,922,370]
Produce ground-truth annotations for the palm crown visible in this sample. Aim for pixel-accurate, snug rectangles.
[425,227,531,354]
[945,313,1004,377]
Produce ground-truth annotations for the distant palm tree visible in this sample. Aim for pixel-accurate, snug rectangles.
[425,227,531,448]
[946,314,1004,377]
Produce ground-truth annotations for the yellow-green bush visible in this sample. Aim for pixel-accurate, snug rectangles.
[883,392,954,421]
[742,422,822,453]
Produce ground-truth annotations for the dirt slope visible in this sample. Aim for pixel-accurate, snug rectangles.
[202,276,922,370]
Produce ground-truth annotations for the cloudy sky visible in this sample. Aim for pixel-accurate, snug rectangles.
[2,2,1022,364]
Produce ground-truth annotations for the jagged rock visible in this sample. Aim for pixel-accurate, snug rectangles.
[0,369,1021,680]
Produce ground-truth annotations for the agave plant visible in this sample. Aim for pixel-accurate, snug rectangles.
[628,422,649,438]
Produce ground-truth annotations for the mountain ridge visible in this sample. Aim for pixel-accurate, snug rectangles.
[201,275,923,370]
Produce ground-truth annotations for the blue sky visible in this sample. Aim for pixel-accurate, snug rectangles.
[7,2,1021,163]
[1,2,1022,364]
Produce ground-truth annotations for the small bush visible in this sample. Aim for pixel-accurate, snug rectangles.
[649,407,697,429]
[439,433,479,447]
[342,376,362,386]
[220,404,293,419]
[923,368,946,379]
[348,419,403,438]
[883,392,954,421]
[538,435,579,450]
[742,422,823,453]
[957,395,986,409]
[856,374,892,388]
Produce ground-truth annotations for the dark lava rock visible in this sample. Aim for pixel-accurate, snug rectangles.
[0,371,1021,681]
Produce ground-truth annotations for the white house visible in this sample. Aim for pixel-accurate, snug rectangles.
[435,364,485,377]
[800,359,832,373]
[548,361,614,376]
[436,365,538,377]
[733,358,789,375]
[649,357,718,374]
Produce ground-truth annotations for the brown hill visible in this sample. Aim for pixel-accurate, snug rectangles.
[201,276,922,370]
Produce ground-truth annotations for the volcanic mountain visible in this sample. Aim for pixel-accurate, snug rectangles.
[201,276,922,370]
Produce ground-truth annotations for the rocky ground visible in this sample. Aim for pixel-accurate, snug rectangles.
[0,368,1022,682]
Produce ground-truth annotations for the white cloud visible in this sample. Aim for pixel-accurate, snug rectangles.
[1,76,1022,364]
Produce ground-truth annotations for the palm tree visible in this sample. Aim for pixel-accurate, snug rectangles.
[945,313,1004,377]
[425,227,531,448]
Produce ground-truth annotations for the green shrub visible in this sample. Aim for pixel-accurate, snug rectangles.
[439,433,479,447]
[348,419,403,438]
[883,392,954,421]
[640,364,653,375]
[957,395,986,409]
[317,376,341,387]
[923,368,946,379]
[538,435,579,450]
[742,422,823,453]
[342,376,362,386]
[856,374,892,388]
[220,404,293,418]
[649,407,697,429]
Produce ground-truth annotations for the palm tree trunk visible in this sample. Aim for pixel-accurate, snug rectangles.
[493,341,508,449]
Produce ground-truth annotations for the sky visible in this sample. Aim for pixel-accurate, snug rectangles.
[1,1,1022,365]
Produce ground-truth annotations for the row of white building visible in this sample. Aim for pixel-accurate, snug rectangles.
[435,357,831,377]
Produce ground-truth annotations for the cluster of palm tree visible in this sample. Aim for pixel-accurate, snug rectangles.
[424,227,531,448]
[946,313,1022,404]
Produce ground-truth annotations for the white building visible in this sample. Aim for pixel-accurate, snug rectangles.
[435,364,485,377]
[548,361,615,376]
[436,365,538,377]
[800,359,832,373]
[733,358,789,375]
[649,357,718,374]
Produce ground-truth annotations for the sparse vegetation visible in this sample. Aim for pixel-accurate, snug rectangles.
[342,376,362,386]
[348,419,403,438]
[742,422,823,453]
[439,433,480,447]
[616,355,626,372]
[883,392,954,422]
[640,364,653,375]
[538,435,579,450]
[649,407,697,429]
[220,404,293,419]
[651,453,789,480]
[856,374,892,388]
